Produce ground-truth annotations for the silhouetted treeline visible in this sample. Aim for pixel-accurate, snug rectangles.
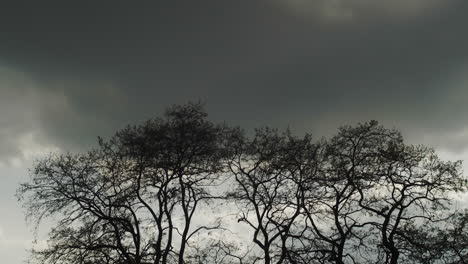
[18,103,468,264]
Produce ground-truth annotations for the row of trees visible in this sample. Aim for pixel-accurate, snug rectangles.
[18,103,468,264]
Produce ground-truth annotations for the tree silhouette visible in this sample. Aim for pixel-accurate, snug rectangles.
[227,128,317,264]
[18,104,468,264]
[322,121,465,263]
[19,103,233,264]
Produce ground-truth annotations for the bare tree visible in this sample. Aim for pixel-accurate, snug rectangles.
[228,121,466,264]
[18,105,468,264]
[228,128,297,264]
[18,103,232,264]
[228,128,326,264]
[326,121,465,264]
[404,210,468,264]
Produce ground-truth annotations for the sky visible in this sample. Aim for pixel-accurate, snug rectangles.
[1,1,468,263]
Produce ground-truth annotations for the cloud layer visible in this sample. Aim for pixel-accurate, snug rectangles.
[0,0,468,162]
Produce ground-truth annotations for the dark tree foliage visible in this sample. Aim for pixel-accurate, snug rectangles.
[18,104,468,264]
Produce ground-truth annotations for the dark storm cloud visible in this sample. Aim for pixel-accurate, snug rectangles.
[0,0,467,160]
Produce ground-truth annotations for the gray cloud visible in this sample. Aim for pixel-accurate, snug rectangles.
[0,0,467,161]
[0,66,47,164]
[276,0,446,20]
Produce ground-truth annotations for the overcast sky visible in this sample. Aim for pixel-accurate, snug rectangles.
[2,1,468,262]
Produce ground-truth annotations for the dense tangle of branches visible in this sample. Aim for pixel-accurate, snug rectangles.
[18,103,468,264]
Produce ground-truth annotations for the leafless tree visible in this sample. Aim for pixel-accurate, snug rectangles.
[404,210,468,264]
[18,105,468,264]
[18,103,233,264]
[227,121,466,264]
[227,128,316,264]
[326,121,465,264]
